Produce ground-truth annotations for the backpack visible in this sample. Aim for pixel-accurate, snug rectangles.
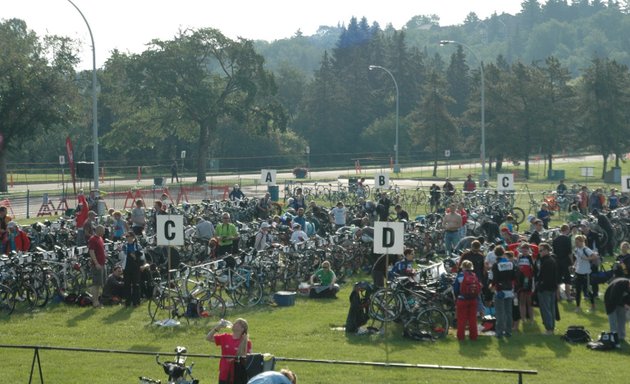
[561,325,591,343]
[587,332,619,350]
[460,271,481,299]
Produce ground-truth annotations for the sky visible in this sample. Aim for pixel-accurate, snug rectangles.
[2,0,526,70]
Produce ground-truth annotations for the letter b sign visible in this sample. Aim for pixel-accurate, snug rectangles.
[374,173,389,190]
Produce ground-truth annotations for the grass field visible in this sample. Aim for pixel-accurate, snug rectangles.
[1,275,628,384]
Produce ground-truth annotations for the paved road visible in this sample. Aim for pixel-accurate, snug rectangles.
[1,154,604,219]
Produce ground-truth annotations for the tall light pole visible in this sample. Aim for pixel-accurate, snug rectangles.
[67,0,99,190]
[439,40,486,184]
[369,65,400,173]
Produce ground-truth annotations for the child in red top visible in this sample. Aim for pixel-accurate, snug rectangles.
[206,318,252,384]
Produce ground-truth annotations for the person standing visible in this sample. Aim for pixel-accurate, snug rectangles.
[604,278,630,347]
[170,161,179,183]
[463,175,476,192]
[88,225,107,308]
[535,243,559,335]
[453,260,481,341]
[552,224,574,300]
[122,231,142,307]
[490,246,517,338]
[443,204,462,256]
[329,201,347,229]
[573,234,598,313]
[206,318,252,384]
[216,213,239,256]
[443,178,455,197]
[130,199,146,236]
[429,184,441,212]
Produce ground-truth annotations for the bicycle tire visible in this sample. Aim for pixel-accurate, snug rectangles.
[511,207,526,225]
[148,292,177,322]
[196,293,227,320]
[232,278,263,307]
[413,307,450,339]
[368,288,402,322]
[0,284,16,318]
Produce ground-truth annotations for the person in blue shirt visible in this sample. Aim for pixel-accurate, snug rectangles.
[537,203,552,229]
[389,248,415,280]
[608,188,620,210]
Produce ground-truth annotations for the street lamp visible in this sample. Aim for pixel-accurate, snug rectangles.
[439,40,486,184]
[67,0,99,190]
[368,65,400,173]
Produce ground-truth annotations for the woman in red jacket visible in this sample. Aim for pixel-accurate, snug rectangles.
[2,221,30,253]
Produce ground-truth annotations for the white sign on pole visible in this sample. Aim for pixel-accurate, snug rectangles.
[444,149,451,157]
[260,169,277,185]
[622,176,630,192]
[580,167,594,177]
[373,222,405,255]
[180,150,186,159]
[156,215,184,246]
[374,172,390,190]
[497,173,515,191]
[59,155,65,165]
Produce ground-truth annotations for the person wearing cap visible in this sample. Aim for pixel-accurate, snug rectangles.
[1,221,30,253]
[309,260,339,298]
[290,223,308,244]
[254,222,272,251]
[229,184,245,201]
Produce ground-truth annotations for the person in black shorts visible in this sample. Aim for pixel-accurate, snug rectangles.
[552,224,574,300]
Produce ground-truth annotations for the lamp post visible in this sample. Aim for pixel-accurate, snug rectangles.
[439,40,486,184]
[368,65,400,173]
[67,0,99,191]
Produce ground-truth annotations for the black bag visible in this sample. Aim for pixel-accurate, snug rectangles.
[590,267,613,285]
[561,325,591,343]
[232,354,275,384]
[587,332,619,350]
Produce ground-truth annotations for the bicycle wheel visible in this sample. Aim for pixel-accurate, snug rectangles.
[232,278,263,307]
[368,288,402,322]
[15,285,38,312]
[148,292,177,322]
[413,307,450,339]
[510,207,526,225]
[0,284,16,318]
[196,293,227,320]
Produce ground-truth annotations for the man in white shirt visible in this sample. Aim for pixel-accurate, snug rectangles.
[330,201,347,229]
[290,223,308,244]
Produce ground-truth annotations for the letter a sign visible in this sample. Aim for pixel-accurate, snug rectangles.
[374,222,404,254]
[261,169,277,185]
[157,215,184,246]
[497,173,514,192]
[374,173,390,190]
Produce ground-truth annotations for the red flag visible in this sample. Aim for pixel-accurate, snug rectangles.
[66,137,77,195]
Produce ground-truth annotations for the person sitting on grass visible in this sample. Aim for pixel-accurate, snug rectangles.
[102,264,125,305]
[309,260,339,298]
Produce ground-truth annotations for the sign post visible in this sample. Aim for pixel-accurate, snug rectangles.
[157,215,184,321]
[580,167,594,186]
[373,221,404,336]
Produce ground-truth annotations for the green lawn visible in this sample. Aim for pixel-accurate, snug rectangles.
[0,278,628,384]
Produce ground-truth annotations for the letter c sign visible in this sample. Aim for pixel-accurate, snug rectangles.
[496,173,514,191]
[157,215,184,246]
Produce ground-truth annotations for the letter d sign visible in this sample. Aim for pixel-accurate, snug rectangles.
[622,176,630,192]
[374,222,404,254]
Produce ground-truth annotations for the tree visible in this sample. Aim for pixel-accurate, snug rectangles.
[0,19,80,192]
[100,28,286,182]
[408,70,457,176]
[578,57,630,177]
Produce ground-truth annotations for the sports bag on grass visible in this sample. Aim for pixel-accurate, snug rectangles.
[561,325,591,343]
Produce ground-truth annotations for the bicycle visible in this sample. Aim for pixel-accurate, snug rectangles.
[139,346,199,384]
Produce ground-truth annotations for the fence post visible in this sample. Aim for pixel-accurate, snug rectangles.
[28,346,44,384]
[26,189,30,219]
